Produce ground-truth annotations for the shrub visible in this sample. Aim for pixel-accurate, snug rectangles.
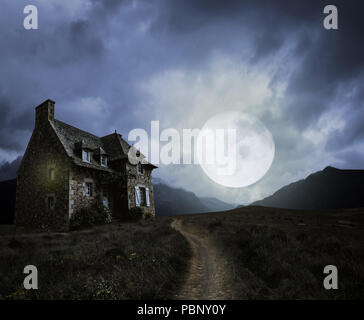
[70,203,112,230]
[125,207,144,222]
[143,211,154,220]
[208,219,222,230]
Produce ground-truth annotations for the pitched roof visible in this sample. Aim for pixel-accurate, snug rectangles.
[51,120,115,172]
[51,119,156,172]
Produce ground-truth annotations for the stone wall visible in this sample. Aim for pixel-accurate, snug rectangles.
[15,99,157,231]
[126,163,156,217]
[15,107,70,232]
[69,166,108,215]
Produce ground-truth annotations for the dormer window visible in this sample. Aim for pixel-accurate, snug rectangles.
[82,149,91,163]
[101,155,108,167]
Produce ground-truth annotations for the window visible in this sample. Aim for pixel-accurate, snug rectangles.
[48,196,55,210]
[48,168,55,181]
[139,187,146,206]
[82,149,91,163]
[101,155,108,167]
[103,190,109,208]
[135,187,140,207]
[85,182,93,197]
[135,186,150,207]
[137,162,143,174]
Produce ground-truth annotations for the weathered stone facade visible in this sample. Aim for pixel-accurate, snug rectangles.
[126,163,155,217]
[15,99,157,231]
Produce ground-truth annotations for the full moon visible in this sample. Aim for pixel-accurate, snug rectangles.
[197,111,275,188]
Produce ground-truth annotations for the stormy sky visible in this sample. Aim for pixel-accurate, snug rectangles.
[0,0,363,204]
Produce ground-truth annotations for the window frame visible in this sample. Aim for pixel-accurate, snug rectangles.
[82,149,91,163]
[137,162,144,174]
[135,186,150,207]
[85,182,93,197]
[100,155,108,167]
[139,186,146,206]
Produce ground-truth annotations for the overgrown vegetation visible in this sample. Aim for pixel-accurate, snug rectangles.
[0,218,190,300]
[70,203,112,230]
[122,207,155,222]
[179,206,364,299]
[124,207,144,222]
[2,205,363,300]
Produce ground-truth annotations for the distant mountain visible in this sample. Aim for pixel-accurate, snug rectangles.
[153,179,235,216]
[0,156,22,181]
[0,179,16,224]
[0,157,20,224]
[252,166,364,210]
[153,181,208,216]
[199,197,235,212]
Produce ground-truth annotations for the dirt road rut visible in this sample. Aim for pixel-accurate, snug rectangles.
[171,219,230,300]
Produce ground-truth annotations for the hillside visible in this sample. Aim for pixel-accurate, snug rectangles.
[153,179,235,216]
[0,179,16,224]
[252,166,364,210]
[0,157,21,182]
[177,206,364,299]
[199,197,235,212]
[153,181,208,216]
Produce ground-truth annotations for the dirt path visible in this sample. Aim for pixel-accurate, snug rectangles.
[171,219,231,300]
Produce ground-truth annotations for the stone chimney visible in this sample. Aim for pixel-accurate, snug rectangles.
[35,99,55,127]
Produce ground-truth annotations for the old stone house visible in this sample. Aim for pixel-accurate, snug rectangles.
[15,99,157,231]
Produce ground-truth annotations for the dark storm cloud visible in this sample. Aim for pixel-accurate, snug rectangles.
[143,0,364,201]
[0,96,11,127]
[0,0,363,201]
[326,96,364,151]
[0,96,24,152]
[149,0,322,56]
[149,0,363,115]
[0,0,131,153]
[336,149,364,169]
[152,1,363,92]
[9,108,33,131]
[149,0,364,148]
[272,2,364,137]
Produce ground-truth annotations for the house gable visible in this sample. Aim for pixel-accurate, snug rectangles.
[15,100,71,231]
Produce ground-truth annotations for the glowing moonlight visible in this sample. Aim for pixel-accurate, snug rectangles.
[197,111,275,188]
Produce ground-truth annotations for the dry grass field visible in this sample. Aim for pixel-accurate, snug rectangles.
[178,206,364,299]
[1,206,363,300]
[0,218,190,300]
